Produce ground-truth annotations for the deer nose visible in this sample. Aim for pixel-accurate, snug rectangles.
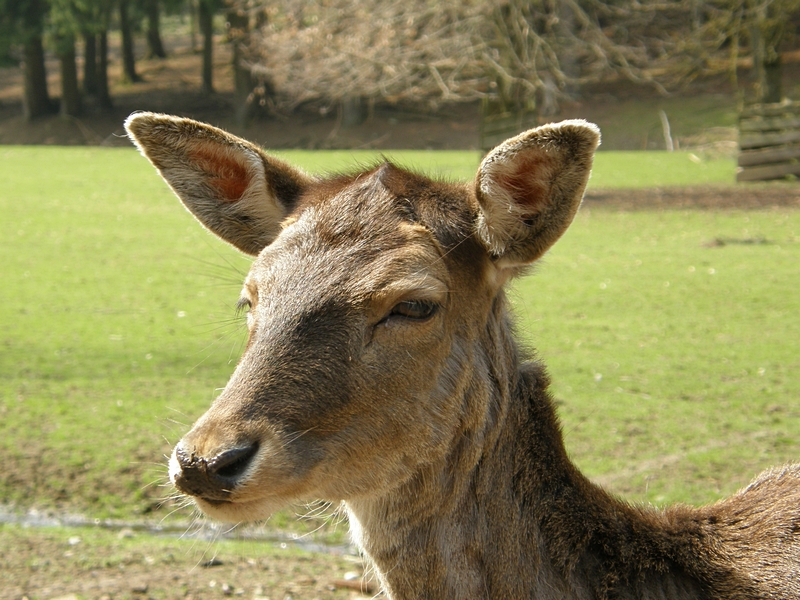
[172,442,259,500]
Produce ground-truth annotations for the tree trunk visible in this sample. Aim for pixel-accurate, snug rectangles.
[96,29,113,109]
[199,0,214,93]
[145,0,167,59]
[190,0,198,52]
[119,0,141,83]
[762,56,782,103]
[751,6,784,104]
[341,97,367,127]
[22,33,54,120]
[229,8,256,124]
[82,31,99,96]
[554,1,577,104]
[59,35,82,117]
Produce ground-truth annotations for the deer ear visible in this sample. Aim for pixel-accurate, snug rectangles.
[475,120,600,268]
[125,112,313,256]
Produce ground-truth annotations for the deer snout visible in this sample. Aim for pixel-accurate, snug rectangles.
[170,441,259,501]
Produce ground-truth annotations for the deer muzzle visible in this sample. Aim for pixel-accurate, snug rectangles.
[170,440,260,502]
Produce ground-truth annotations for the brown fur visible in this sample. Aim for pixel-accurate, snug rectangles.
[126,112,800,600]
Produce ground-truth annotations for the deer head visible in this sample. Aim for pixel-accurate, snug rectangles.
[125,113,599,523]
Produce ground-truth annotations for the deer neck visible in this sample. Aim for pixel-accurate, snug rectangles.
[343,293,570,598]
[343,293,709,600]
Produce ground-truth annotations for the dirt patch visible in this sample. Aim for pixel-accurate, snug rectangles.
[1,524,376,600]
[584,185,800,210]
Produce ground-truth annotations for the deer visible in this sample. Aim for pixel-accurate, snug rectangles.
[125,112,800,600]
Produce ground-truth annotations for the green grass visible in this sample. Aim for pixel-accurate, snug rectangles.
[0,146,796,526]
[590,151,735,188]
[1,146,254,519]
[511,208,800,504]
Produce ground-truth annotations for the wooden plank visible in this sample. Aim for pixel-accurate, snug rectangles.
[737,102,800,180]
[739,130,800,150]
[738,145,800,167]
[740,101,800,119]
[736,161,800,182]
[739,117,800,133]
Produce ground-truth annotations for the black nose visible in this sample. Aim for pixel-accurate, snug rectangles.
[173,442,259,500]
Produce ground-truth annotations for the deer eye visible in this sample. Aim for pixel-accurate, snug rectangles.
[235,297,252,317]
[389,300,438,321]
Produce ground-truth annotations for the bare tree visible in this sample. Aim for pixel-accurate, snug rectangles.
[227,2,262,123]
[591,0,800,103]
[57,33,81,116]
[198,0,215,93]
[695,0,800,103]
[246,0,487,112]
[480,0,681,112]
[243,0,800,115]
[78,0,114,109]
[97,32,112,104]
[144,0,167,58]
[5,0,58,120]
[82,30,99,96]
[119,0,141,82]
[243,0,692,114]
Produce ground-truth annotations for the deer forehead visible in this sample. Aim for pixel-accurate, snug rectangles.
[244,177,456,311]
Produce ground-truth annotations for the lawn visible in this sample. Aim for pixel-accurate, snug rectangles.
[513,207,800,504]
[0,145,797,529]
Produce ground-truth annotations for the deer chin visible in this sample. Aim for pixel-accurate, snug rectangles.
[191,495,287,524]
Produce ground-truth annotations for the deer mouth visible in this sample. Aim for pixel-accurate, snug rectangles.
[191,492,289,524]
[196,496,232,507]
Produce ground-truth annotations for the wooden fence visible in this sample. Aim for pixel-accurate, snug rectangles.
[738,101,800,182]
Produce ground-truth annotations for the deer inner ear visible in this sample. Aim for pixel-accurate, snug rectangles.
[490,153,556,215]
[188,146,252,203]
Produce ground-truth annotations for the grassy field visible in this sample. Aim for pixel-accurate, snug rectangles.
[0,145,797,531]
[514,208,800,504]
